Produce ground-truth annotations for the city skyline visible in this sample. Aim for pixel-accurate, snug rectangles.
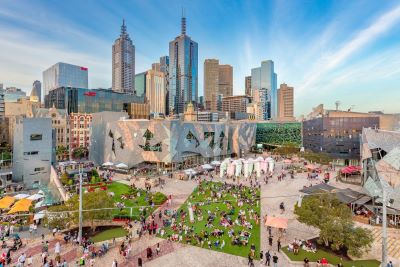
[1,0,400,115]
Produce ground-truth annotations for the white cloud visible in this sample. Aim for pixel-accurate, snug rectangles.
[297,5,400,94]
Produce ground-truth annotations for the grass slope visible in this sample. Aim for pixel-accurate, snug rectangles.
[91,227,127,243]
[161,181,260,259]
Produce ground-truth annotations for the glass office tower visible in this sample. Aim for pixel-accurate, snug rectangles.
[168,16,198,115]
[251,60,277,120]
[43,62,88,97]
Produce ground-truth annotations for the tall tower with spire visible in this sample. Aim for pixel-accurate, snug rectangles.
[112,19,135,94]
[168,12,198,115]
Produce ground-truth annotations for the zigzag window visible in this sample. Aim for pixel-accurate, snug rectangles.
[186,130,200,147]
[219,131,225,149]
[204,132,215,149]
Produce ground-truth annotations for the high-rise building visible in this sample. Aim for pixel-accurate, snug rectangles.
[4,87,26,102]
[146,69,165,114]
[218,64,233,98]
[0,90,7,145]
[222,95,252,113]
[31,80,41,103]
[245,76,252,96]
[0,84,3,90]
[43,62,88,97]
[112,20,135,94]
[152,63,161,72]
[135,72,147,97]
[169,15,198,115]
[277,83,294,121]
[251,60,277,120]
[204,59,219,111]
[160,56,170,115]
[203,59,233,111]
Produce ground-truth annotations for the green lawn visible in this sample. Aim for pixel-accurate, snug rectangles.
[91,227,128,243]
[160,181,260,259]
[282,247,380,267]
[107,182,167,220]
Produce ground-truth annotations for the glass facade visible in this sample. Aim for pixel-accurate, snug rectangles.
[43,62,88,96]
[169,25,198,114]
[251,60,277,120]
[134,72,146,97]
[45,87,144,114]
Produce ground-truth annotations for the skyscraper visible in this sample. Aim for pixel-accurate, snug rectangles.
[135,72,147,97]
[31,80,41,103]
[112,20,135,94]
[204,59,219,111]
[146,69,165,114]
[277,83,294,121]
[169,15,198,115]
[204,59,233,111]
[160,56,170,115]
[43,62,88,96]
[251,60,277,120]
[245,76,252,96]
[218,64,233,98]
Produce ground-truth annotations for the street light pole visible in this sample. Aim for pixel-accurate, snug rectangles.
[381,187,387,266]
[78,165,83,245]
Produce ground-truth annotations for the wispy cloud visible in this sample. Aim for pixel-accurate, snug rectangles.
[297,4,400,94]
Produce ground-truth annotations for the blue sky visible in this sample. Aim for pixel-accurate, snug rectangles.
[1,0,400,116]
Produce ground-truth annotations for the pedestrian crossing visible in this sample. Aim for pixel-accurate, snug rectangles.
[370,228,400,259]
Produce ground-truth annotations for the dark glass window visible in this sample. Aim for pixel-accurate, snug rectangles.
[30,134,42,141]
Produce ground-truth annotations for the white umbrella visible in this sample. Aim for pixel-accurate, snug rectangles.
[35,201,44,209]
[211,161,221,166]
[27,194,44,201]
[34,210,46,220]
[115,163,128,169]
[184,169,197,175]
[14,193,30,200]
[102,162,114,166]
[37,190,45,195]
[201,164,214,170]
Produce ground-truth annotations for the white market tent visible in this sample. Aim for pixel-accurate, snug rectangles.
[184,169,197,175]
[35,201,44,209]
[115,163,128,169]
[211,161,221,166]
[201,164,214,170]
[102,162,114,166]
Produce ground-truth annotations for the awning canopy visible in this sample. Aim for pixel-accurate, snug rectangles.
[0,196,15,209]
[352,195,372,205]
[210,161,221,166]
[184,169,197,175]
[264,216,288,229]
[102,161,114,166]
[8,199,32,214]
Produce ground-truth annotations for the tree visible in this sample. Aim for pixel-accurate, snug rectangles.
[72,147,88,159]
[46,190,114,231]
[295,194,373,257]
[56,145,68,161]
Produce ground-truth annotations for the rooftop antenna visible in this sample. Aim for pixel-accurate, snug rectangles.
[181,8,186,35]
[121,19,127,35]
[335,100,341,111]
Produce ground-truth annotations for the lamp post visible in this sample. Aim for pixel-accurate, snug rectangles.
[78,164,83,245]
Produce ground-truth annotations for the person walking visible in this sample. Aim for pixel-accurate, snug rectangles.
[272,253,278,267]
[268,236,273,246]
[277,239,281,252]
[156,242,161,255]
[265,250,271,266]
[111,259,118,267]
[138,257,143,267]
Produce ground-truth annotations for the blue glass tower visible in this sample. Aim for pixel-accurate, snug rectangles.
[168,15,198,115]
[251,60,277,120]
